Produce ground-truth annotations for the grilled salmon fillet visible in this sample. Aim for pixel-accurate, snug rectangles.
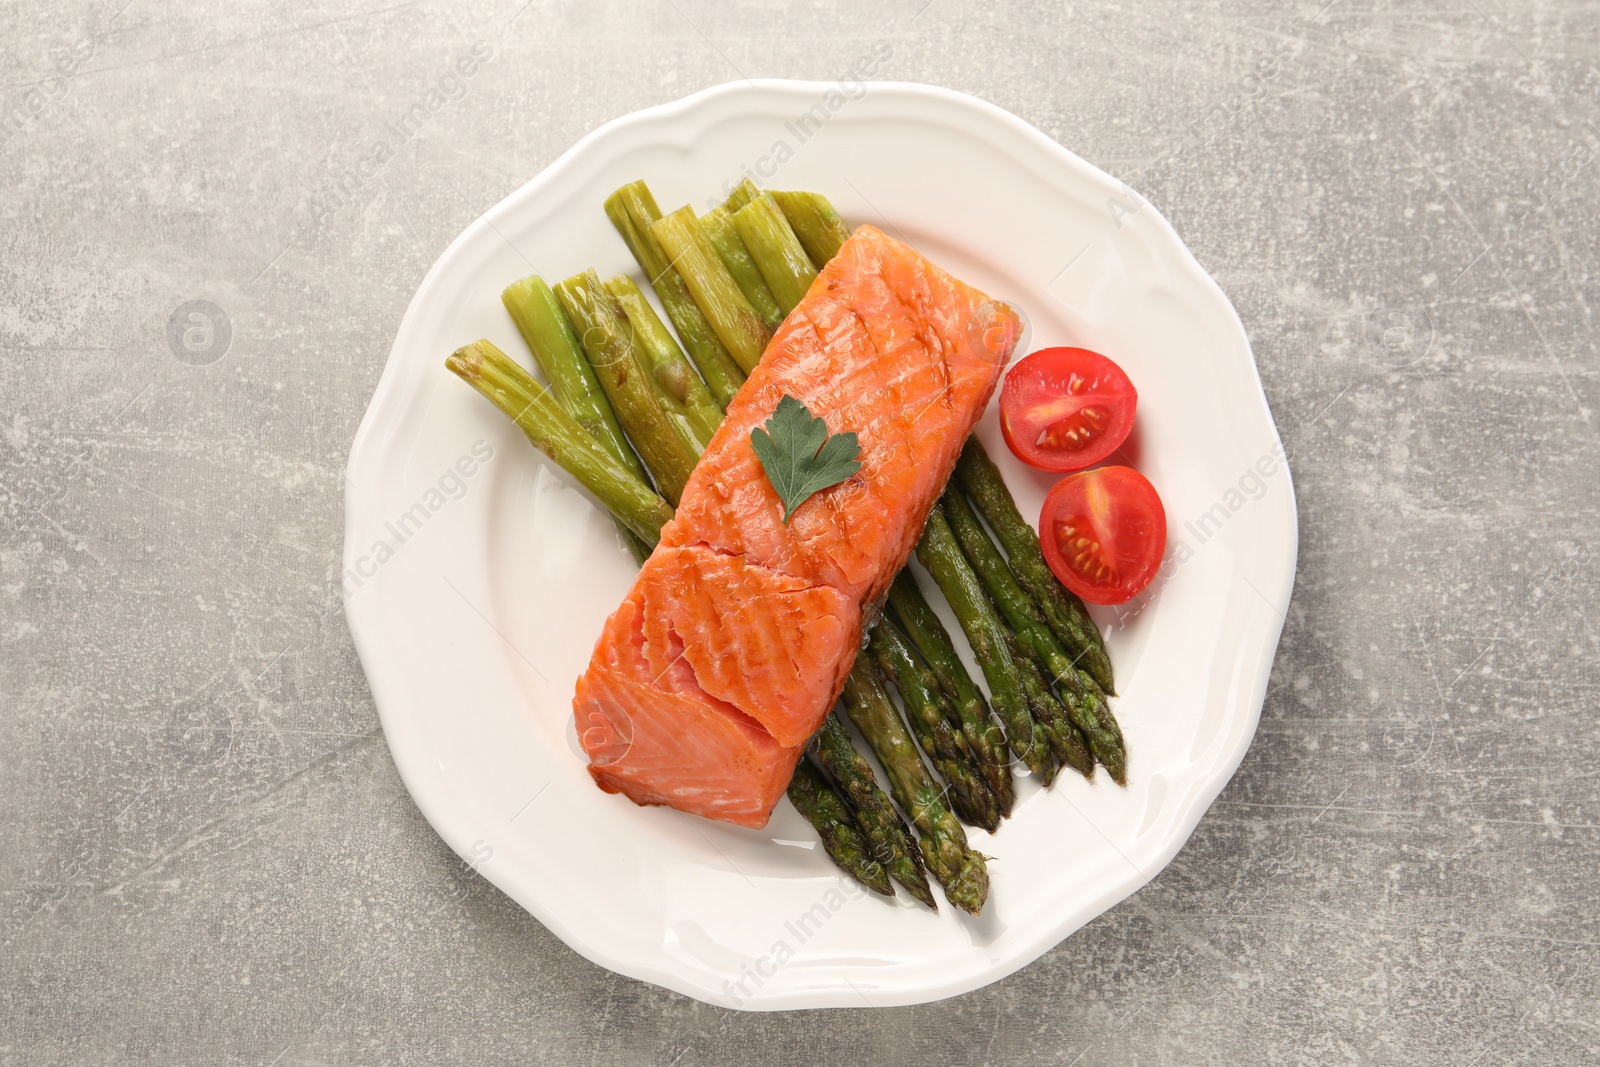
[574,225,1018,827]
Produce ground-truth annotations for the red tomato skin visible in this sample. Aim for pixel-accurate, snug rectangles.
[1000,347,1137,472]
[1040,466,1167,605]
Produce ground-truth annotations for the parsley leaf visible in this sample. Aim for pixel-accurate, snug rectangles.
[749,395,862,524]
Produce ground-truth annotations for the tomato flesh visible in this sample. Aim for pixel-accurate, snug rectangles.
[1041,466,1166,605]
[1000,347,1137,471]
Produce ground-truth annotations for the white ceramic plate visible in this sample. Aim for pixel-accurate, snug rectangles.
[344,81,1296,1010]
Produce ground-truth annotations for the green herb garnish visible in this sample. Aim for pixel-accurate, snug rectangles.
[750,395,862,524]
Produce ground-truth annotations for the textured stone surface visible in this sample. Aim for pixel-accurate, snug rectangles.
[3,0,1597,1063]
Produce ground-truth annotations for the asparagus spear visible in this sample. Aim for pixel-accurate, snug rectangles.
[771,190,852,265]
[842,661,989,915]
[813,713,935,908]
[500,274,653,563]
[786,759,892,896]
[1007,630,1091,781]
[650,205,772,375]
[732,192,818,316]
[721,177,761,213]
[943,488,1127,785]
[1052,667,1125,784]
[444,340,674,544]
[700,206,785,328]
[868,620,1002,831]
[604,181,747,409]
[603,274,723,451]
[554,270,701,506]
[917,506,1057,781]
[501,275,640,473]
[954,439,1115,693]
[885,571,1015,816]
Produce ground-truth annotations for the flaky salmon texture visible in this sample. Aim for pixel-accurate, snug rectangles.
[574,225,1020,828]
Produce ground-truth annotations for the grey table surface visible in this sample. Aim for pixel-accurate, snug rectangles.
[4,0,1597,1063]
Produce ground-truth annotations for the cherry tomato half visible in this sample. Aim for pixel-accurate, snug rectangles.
[1041,466,1166,605]
[1000,347,1137,471]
